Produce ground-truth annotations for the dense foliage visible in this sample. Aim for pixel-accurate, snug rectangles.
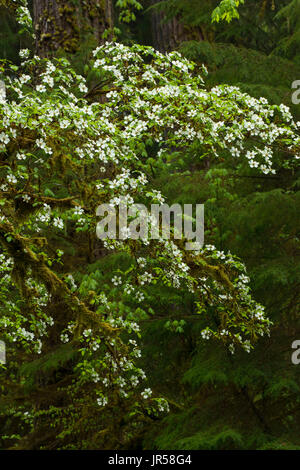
[0,0,299,450]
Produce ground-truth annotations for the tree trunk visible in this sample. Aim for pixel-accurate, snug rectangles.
[33,0,113,56]
[149,0,203,52]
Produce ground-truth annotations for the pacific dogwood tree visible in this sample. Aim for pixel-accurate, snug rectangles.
[0,18,299,446]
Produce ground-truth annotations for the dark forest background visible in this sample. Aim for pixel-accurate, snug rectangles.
[0,0,300,450]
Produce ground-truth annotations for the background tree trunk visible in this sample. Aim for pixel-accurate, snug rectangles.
[33,0,113,56]
[149,0,203,52]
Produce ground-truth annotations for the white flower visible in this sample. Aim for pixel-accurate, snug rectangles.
[19,74,31,84]
[138,272,153,285]
[60,333,69,343]
[112,275,122,286]
[130,375,139,387]
[141,388,152,399]
[0,133,9,145]
[124,284,134,295]
[83,328,92,337]
[42,75,54,87]
[7,174,17,184]
[201,328,211,340]
[19,49,30,59]
[137,257,146,268]
[36,85,46,93]
[97,396,108,407]
[36,139,52,154]
[134,291,145,303]
[59,119,70,129]
[79,82,88,93]
[53,217,64,230]
[73,206,84,216]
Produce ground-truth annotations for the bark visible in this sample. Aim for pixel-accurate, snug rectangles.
[149,0,203,53]
[33,0,114,56]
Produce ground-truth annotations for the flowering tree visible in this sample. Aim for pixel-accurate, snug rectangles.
[0,23,299,446]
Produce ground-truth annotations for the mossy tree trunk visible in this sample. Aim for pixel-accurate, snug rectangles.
[33,0,114,56]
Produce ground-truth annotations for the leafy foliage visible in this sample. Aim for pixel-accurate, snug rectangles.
[0,0,299,451]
